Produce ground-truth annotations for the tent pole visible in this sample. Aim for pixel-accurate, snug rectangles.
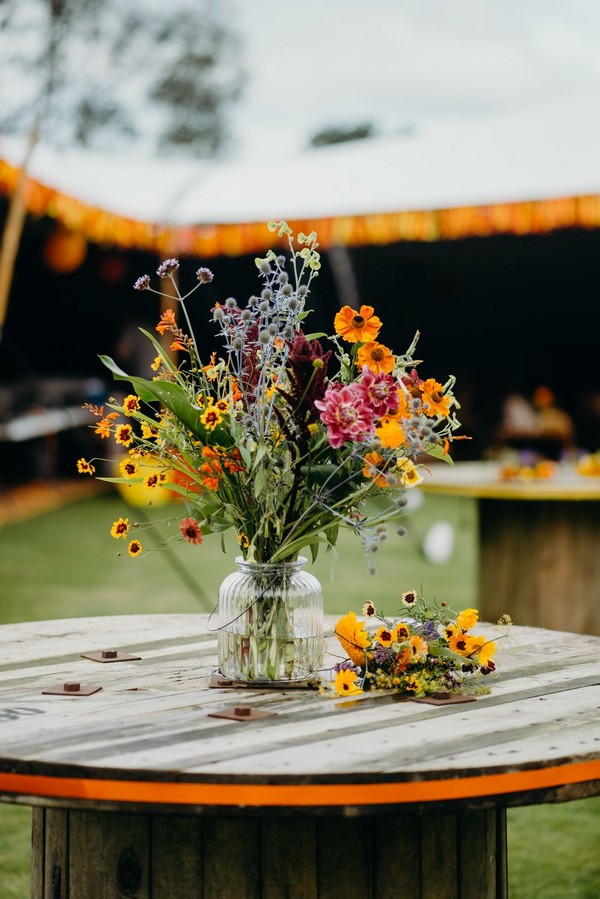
[0,127,38,345]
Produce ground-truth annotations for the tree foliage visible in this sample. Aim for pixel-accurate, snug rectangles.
[0,0,243,157]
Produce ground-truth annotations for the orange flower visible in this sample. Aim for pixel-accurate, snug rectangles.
[334,305,382,343]
[362,451,387,487]
[420,378,451,418]
[409,635,428,659]
[335,611,371,667]
[456,608,479,630]
[170,339,187,353]
[156,308,177,335]
[375,416,407,449]
[356,341,395,375]
[95,418,113,438]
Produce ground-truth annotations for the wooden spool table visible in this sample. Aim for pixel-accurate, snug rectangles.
[0,614,599,898]
[420,461,600,635]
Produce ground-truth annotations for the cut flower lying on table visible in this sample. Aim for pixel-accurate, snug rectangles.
[78,221,461,568]
[329,594,500,698]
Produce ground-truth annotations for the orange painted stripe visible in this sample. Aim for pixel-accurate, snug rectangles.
[0,760,599,808]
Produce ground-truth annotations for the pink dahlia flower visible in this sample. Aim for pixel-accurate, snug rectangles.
[314,384,375,448]
[358,367,400,417]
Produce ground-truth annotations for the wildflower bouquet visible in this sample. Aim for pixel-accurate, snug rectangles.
[331,593,498,698]
[79,221,462,682]
[80,221,461,569]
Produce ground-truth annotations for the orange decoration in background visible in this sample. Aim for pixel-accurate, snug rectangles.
[2,156,600,259]
[43,229,87,273]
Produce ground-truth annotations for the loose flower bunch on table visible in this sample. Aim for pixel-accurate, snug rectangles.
[330,594,498,698]
[78,221,461,567]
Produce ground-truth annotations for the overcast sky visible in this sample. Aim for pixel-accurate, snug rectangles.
[230,0,600,159]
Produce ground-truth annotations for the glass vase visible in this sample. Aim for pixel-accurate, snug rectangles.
[217,556,324,683]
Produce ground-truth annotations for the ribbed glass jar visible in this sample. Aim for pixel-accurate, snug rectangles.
[217,557,324,683]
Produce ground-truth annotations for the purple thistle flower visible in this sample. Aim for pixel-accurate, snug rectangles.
[157,258,180,278]
[196,267,214,284]
[372,646,395,667]
[133,274,151,291]
[333,659,362,675]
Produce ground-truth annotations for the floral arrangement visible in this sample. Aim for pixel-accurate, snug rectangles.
[78,221,461,569]
[329,593,498,698]
[577,452,600,478]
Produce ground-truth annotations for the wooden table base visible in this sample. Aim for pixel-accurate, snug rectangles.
[479,499,600,634]
[32,805,507,899]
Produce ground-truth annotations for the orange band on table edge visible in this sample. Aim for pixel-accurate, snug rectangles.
[1,760,599,808]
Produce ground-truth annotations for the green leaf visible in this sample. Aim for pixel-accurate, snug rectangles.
[253,465,267,499]
[424,443,454,465]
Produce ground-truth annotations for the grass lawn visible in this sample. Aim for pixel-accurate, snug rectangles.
[0,488,598,896]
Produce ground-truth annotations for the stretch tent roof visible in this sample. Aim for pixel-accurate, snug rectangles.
[1,94,600,257]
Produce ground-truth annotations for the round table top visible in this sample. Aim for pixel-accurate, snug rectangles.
[1,614,599,815]
[420,460,600,500]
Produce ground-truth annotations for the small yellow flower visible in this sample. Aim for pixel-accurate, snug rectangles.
[151,355,162,371]
[119,458,139,479]
[110,518,130,539]
[397,458,423,488]
[115,424,134,447]
[123,395,141,416]
[333,669,363,696]
[375,626,395,647]
[141,421,160,440]
[76,458,95,475]
[128,539,143,558]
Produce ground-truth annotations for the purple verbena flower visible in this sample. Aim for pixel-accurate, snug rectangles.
[333,659,362,675]
[133,274,151,291]
[196,267,214,284]
[157,258,180,278]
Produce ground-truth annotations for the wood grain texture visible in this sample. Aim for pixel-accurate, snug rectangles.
[0,615,598,811]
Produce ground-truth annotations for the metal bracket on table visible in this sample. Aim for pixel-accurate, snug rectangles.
[42,682,103,696]
[208,704,277,722]
[80,649,141,663]
[414,692,477,706]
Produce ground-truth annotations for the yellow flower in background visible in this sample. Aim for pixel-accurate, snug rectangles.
[456,608,479,630]
[76,458,95,475]
[333,668,363,696]
[151,355,162,371]
[141,421,161,440]
[335,612,371,667]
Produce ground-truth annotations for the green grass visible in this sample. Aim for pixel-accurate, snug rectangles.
[0,489,599,896]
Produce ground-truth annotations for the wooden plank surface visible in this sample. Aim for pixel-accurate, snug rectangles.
[0,615,599,812]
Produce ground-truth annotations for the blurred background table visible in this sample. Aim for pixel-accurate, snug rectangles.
[0,614,599,898]
[421,461,600,634]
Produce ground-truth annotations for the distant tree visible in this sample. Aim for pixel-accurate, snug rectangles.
[0,0,243,156]
[0,0,243,341]
[309,123,375,148]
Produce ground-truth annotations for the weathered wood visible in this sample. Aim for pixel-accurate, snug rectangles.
[43,807,68,899]
[480,498,600,634]
[262,817,317,898]
[420,460,600,636]
[420,812,458,899]
[203,818,260,899]
[372,815,420,898]
[317,816,371,899]
[31,807,45,899]
[151,815,203,898]
[0,614,598,898]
